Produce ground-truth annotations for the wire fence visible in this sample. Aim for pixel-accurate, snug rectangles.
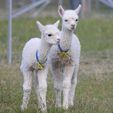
[0,0,113,19]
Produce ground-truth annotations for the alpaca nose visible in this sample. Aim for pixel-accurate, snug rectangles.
[71,24,75,28]
[57,38,60,42]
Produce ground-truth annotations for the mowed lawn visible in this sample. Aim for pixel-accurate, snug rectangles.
[0,18,113,113]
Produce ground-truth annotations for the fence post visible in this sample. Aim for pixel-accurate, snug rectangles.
[8,0,12,64]
[58,0,63,5]
[7,0,50,64]
[81,0,92,18]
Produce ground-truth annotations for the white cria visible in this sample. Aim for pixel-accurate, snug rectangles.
[20,20,60,112]
[48,4,81,109]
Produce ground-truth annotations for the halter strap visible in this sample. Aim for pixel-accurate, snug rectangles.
[36,50,47,64]
[57,41,69,52]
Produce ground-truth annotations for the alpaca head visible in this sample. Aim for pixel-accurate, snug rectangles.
[58,4,81,31]
[36,20,60,45]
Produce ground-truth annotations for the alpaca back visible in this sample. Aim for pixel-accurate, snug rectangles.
[21,38,41,68]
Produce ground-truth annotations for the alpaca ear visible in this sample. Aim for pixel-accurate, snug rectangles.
[75,4,81,14]
[54,20,60,28]
[36,21,45,32]
[58,5,65,17]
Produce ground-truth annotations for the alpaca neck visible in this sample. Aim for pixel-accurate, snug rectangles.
[60,27,73,51]
[38,37,51,63]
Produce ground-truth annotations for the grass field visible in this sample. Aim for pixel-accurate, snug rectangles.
[0,18,113,113]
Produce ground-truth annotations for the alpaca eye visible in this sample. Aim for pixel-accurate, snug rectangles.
[48,34,52,37]
[65,19,68,22]
[75,19,78,21]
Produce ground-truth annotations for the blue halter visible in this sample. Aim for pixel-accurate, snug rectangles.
[36,50,47,64]
[36,50,39,62]
[57,41,69,52]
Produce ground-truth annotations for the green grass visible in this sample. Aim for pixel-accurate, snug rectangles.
[0,18,113,113]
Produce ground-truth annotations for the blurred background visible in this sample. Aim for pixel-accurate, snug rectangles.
[0,0,113,19]
[0,1,113,113]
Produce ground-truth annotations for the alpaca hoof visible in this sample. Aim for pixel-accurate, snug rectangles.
[69,101,74,107]
[41,108,47,113]
[40,105,47,113]
[55,103,62,108]
[20,104,27,111]
[63,104,68,110]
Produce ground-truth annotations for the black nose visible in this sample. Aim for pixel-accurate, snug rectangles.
[71,24,75,27]
[57,38,60,42]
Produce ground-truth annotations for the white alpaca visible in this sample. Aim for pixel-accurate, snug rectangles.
[20,20,60,112]
[48,5,81,109]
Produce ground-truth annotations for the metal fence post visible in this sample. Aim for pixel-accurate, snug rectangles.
[7,0,50,64]
[8,0,12,64]
[58,0,63,5]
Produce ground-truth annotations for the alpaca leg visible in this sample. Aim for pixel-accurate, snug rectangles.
[33,70,41,106]
[21,70,32,111]
[63,65,75,110]
[55,89,62,108]
[33,71,38,95]
[36,69,47,112]
[54,72,62,108]
[50,62,62,108]
[69,64,79,106]
[69,76,77,106]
